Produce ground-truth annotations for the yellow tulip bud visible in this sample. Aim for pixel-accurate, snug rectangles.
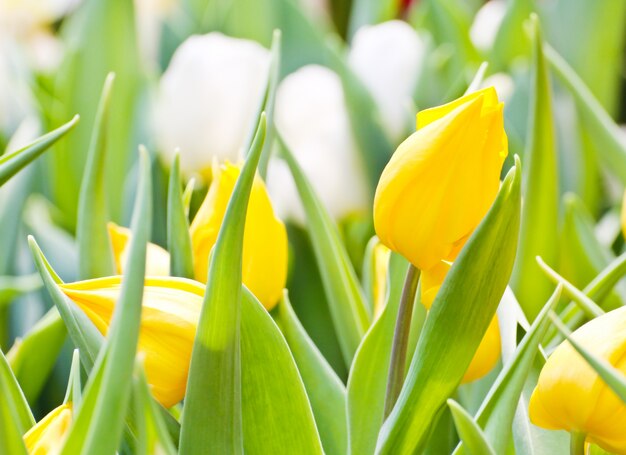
[108,222,170,276]
[372,242,391,319]
[60,276,205,408]
[461,316,501,383]
[529,307,626,454]
[23,403,72,454]
[190,161,288,310]
[373,87,507,271]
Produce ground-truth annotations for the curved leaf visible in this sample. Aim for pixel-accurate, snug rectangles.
[447,400,495,455]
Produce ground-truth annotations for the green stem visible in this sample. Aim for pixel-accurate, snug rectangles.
[570,432,586,455]
[383,264,420,418]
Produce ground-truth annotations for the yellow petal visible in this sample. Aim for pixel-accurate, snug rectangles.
[24,403,72,455]
[420,260,451,309]
[529,306,626,454]
[373,88,507,271]
[108,222,171,276]
[372,242,391,319]
[60,276,205,408]
[189,161,288,310]
[621,189,626,239]
[461,316,501,383]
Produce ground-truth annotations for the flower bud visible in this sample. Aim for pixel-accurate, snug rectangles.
[154,33,269,177]
[190,161,287,310]
[529,307,626,454]
[108,222,170,276]
[373,87,507,271]
[23,403,72,454]
[60,276,204,408]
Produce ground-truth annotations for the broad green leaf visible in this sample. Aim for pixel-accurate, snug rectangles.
[241,288,323,454]
[455,284,562,454]
[7,308,67,403]
[447,400,496,455]
[0,275,41,307]
[550,313,626,403]
[275,292,346,455]
[0,355,28,455]
[376,158,521,454]
[133,365,177,455]
[60,148,151,455]
[52,0,141,228]
[180,116,266,454]
[0,348,35,433]
[278,134,370,365]
[0,116,79,188]
[511,16,559,321]
[76,73,116,280]
[545,44,626,186]
[167,154,194,279]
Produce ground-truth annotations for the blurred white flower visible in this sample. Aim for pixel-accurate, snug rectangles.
[481,72,515,104]
[267,65,370,224]
[470,0,507,52]
[154,33,270,176]
[0,0,79,37]
[348,20,424,142]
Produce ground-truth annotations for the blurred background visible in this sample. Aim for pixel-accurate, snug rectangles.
[0,0,625,419]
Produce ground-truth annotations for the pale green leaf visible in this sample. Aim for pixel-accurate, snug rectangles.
[167,153,194,279]
[0,348,34,434]
[447,400,495,455]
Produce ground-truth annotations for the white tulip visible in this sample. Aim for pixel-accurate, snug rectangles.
[154,32,270,176]
[470,0,507,52]
[348,20,424,142]
[267,65,370,224]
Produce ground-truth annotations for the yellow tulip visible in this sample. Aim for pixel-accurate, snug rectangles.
[23,403,72,454]
[529,307,626,454]
[59,276,205,408]
[108,222,170,276]
[190,161,288,310]
[372,241,391,319]
[373,87,507,271]
[462,316,501,383]
[621,189,626,239]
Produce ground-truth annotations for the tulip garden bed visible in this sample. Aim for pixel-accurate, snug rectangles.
[1,0,625,454]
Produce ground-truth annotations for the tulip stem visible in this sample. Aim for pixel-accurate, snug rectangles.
[570,432,586,455]
[383,264,420,418]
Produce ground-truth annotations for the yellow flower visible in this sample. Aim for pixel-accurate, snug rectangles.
[190,161,288,310]
[108,222,170,276]
[59,276,205,408]
[372,241,391,319]
[462,316,500,383]
[621,189,626,239]
[373,87,507,271]
[529,307,626,454]
[23,403,72,454]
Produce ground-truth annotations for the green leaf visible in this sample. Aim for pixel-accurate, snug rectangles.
[64,349,83,407]
[278,134,370,365]
[0,275,41,307]
[0,116,79,188]
[455,284,562,454]
[180,116,266,454]
[7,308,67,403]
[275,291,346,455]
[447,400,496,455]
[347,0,401,38]
[0,348,35,434]
[167,153,194,279]
[76,73,116,280]
[550,313,626,403]
[346,252,409,455]
[545,43,626,186]
[52,0,141,228]
[60,148,151,455]
[511,15,559,321]
[376,157,522,454]
[241,288,323,454]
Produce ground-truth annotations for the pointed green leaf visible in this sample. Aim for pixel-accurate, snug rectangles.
[76,72,116,280]
[180,116,266,454]
[8,308,67,403]
[455,285,562,454]
[60,148,151,455]
[0,356,28,455]
[0,348,35,434]
[241,288,323,454]
[511,15,559,320]
[0,115,79,188]
[447,400,495,455]
[376,158,521,454]
[275,291,346,455]
[346,252,410,455]
[167,153,194,279]
[545,43,626,185]
[278,134,370,365]
[64,349,83,407]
